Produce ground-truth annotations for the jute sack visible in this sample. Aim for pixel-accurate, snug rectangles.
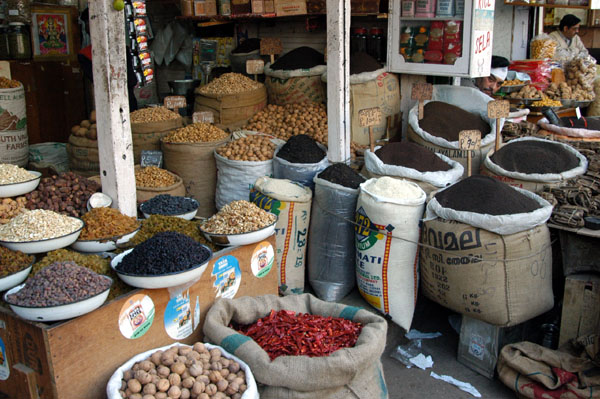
[0,84,28,166]
[161,134,231,218]
[130,116,183,164]
[203,294,389,399]
[264,64,327,105]
[420,218,553,326]
[250,176,312,295]
[194,85,267,126]
[135,166,186,203]
[66,134,100,176]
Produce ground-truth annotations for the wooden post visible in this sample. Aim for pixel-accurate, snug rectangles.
[89,0,136,217]
[459,130,481,177]
[487,100,510,152]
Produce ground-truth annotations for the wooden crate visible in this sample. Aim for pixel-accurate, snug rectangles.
[0,235,278,399]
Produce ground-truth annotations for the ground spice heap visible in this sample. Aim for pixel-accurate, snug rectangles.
[491,140,580,174]
[277,134,325,164]
[270,47,324,71]
[435,175,542,215]
[0,246,33,277]
[236,309,363,360]
[350,52,382,75]
[419,101,491,142]
[318,163,365,189]
[375,142,452,172]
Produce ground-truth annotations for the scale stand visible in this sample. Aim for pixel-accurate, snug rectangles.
[200,62,215,85]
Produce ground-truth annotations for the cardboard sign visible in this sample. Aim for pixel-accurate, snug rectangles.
[246,59,265,75]
[487,100,510,119]
[459,130,482,151]
[193,111,214,124]
[411,83,433,101]
[359,107,382,127]
[260,38,283,55]
[140,150,163,168]
[164,96,186,110]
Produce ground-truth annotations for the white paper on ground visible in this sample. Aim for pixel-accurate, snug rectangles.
[430,371,482,398]
[405,329,442,340]
[409,354,434,370]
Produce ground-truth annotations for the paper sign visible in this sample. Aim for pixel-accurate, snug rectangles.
[359,107,382,127]
[193,111,214,124]
[140,150,163,168]
[246,59,265,75]
[487,100,509,119]
[458,130,482,151]
[260,38,283,55]
[164,95,186,109]
[411,83,433,101]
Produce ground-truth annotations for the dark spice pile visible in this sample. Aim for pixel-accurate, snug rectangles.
[350,52,382,75]
[419,101,491,142]
[435,175,542,215]
[0,246,34,277]
[318,163,365,189]
[270,47,325,71]
[559,117,600,131]
[116,231,211,275]
[277,134,326,164]
[140,194,198,216]
[231,38,261,54]
[6,261,112,307]
[375,142,451,172]
[491,140,580,174]
[236,309,363,360]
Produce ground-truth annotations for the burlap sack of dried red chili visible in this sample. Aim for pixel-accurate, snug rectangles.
[203,293,389,399]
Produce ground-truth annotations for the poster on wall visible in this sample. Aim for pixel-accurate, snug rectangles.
[31,6,76,61]
[469,0,495,78]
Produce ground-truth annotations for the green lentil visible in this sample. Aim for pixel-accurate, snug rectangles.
[0,246,34,277]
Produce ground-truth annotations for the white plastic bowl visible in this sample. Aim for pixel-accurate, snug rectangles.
[70,227,140,253]
[0,171,41,197]
[0,218,84,254]
[111,247,212,289]
[0,263,33,291]
[140,198,199,221]
[4,277,112,322]
[200,219,277,247]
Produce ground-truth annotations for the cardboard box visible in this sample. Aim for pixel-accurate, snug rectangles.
[275,0,307,15]
[252,0,264,13]
[231,0,252,14]
[559,274,600,347]
[559,230,600,276]
[194,0,218,15]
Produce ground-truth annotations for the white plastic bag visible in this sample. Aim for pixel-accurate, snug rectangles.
[273,143,329,190]
[530,33,558,59]
[538,117,600,138]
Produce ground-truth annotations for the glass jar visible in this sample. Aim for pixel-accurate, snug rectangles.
[0,25,9,59]
[351,27,368,54]
[367,27,385,63]
[8,21,30,59]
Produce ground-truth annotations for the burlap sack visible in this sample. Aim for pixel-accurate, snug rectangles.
[264,64,327,105]
[203,293,389,399]
[135,166,186,203]
[194,86,267,126]
[67,134,100,176]
[131,117,183,164]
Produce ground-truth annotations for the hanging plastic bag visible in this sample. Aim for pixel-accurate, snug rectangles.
[530,33,557,60]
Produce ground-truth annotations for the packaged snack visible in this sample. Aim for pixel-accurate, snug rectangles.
[424,50,443,63]
[414,26,429,49]
[444,20,462,42]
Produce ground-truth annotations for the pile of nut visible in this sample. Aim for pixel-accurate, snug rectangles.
[565,56,597,95]
[135,167,178,188]
[215,135,276,161]
[530,37,557,60]
[79,207,140,241]
[197,73,262,96]
[0,246,33,277]
[0,77,20,89]
[24,172,100,217]
[0,197,27,224]
[202,200,276,235]
[131,107,180,124]
[164,123,229,143]
[531,98,562,107]
[501,79,527,86]
[0,209,83,242]
[0,164,36,184]
[119,343,248,399]
[508,85,543,99]
[70,110,97,141]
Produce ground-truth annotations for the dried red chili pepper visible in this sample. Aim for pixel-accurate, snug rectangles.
[235,309,363,360]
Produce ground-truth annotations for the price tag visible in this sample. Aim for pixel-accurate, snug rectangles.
[193,111,214,124]
[140,150,163,168]
[260,38,283,56]
[459,130,482,151]
[246,59,265,75]
[358,107,382,127]
[487,100,510,119]
[411,83,433,101]
[164,96,186,110]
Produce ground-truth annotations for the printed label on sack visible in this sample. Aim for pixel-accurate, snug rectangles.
[251,241,274,278]
[212,255,241,299]
[0,337,9,380]
[163,291,194,340]
[468,333,486,360]
[193,296,201,331]
[118,294,155,339]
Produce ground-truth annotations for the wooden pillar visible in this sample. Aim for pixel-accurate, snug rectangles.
[88,2,137,217]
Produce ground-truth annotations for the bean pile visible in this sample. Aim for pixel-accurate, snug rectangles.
[0,77,20,89]
[136,166,178,188]
[215,135,276,161]
[6,261,112,307]
[375,142,452,172]
[119,343,248,399]
[140,194,198,216]
[276,134,325,164]
[491,140,580,174]
[202,200,276,235]
[24,172,100,217]
[0,164,36,184]
[197,73,262,96]
[116,232,211,276]
[419,102,491,142]
[0,246,33,277]
[0,197,26,224]
[79,207,140,241]
[131,107,180,123]
[318,163,365,189]
[164,123,229,143]
[0,209,82,242]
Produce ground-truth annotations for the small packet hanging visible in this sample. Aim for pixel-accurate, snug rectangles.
[133,0,147,16]
[143,67,154,84]
[139,51,152,68]
[134,18,147,35]
[137,35,149,52]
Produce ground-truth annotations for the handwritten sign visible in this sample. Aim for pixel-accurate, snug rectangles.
[359,107,382,127]
[411,83,433,101]
[164,96,186,110]
[487,100,509,119]
[141,150,163,168]
[246,59,265,75]
[260,38,283,55]
[193,111,214,124]
[459,130,482,151]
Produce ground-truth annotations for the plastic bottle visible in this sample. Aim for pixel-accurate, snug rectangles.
[367,27,385,63]
[351,27,368,54]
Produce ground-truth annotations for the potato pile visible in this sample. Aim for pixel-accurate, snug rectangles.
[508,85,543,99]
[215,135,276,161]
[70,110,97,140]
[118,343,248,399]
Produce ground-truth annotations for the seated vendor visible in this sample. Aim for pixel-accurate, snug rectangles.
[549,14,589,60]
[461,55,509,97]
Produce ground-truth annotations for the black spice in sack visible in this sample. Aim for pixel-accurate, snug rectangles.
[419,101,491,142]
[434,175,542,215]
[232,38,261,54]
[270,46,325,71]
[318,163,365,189]
[277,134,326,164]
[375,142,452,172]
[350,52,382,75]
[490,140,579,174]
[559,116,600,131]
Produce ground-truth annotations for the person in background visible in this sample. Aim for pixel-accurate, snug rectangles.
[461,55,510,97]
[549,14,589,59]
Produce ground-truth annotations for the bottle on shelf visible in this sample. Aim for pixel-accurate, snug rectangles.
[367,27,385,63]
[351,27,368,54]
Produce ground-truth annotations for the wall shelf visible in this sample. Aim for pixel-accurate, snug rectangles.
[504,1,597,9]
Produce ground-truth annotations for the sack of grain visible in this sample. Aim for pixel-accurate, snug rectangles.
[0,83,28,166]
[66,134,100,177]
[273,143,329,190]
[135,165,186,203]
[130,107,183,164]
[264,64,327,105]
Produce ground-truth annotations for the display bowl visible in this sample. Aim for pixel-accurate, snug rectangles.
[560,99,577,108]
[70,227,140,253]
[4,276,112,322]
[527,105,562,114]
[199,219,277,247]
[111,248,212,289]
[0,171,42,198]
[140,198,199,221]
[498,83,527,93]
[507,97,539,106]
[0,263,33,292]
[575,100,593,108]
[0,218,84,254]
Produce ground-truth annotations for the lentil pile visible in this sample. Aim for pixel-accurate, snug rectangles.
[136,166,178,188]
[0,197,26,224]
[350,52,382,75]
[116,231,211,276]
[215,135,276,161]
[6,261,111,307]
[0,246,34,277]
[0,209,82,242]
[375,142,452,172]
[491,140,580,174]
[119,343,248,399]
[276,134,325,164]
[140,194,198,216]
[0,164,36,184]
[0,77,20,88]
[79,207,140,241]
[270,46,324,70]
[24,172,100,217]
[197,73,262,96]
[419,101,491,142]
[163,123,229,143]
[202,200,276,235]
[236,309,363,360]
[317,163,365,189]
[435,175,542,215]
[131,107,180,123]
